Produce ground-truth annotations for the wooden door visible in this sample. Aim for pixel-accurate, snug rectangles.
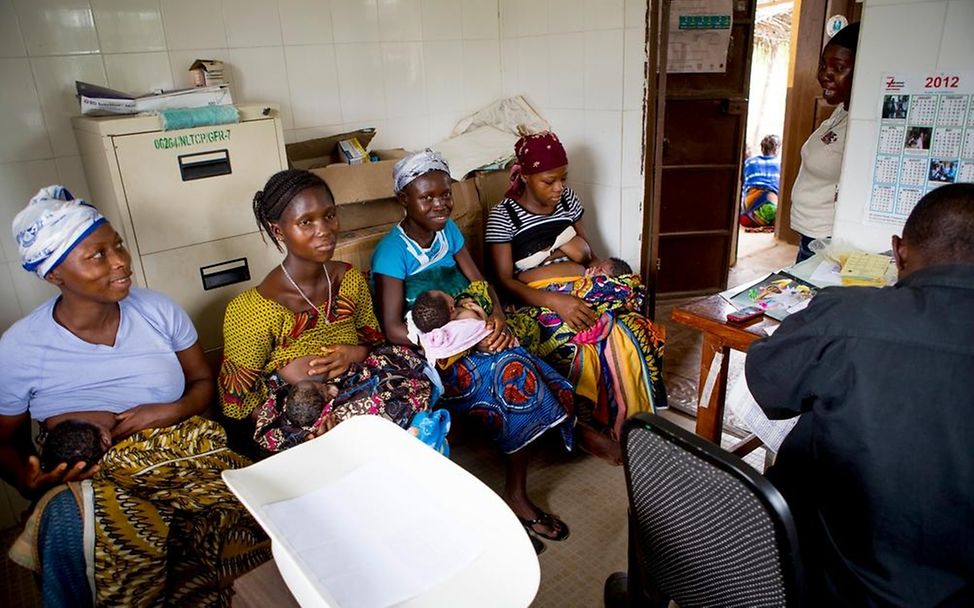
[777,0,862,244]
[647,0,758,298]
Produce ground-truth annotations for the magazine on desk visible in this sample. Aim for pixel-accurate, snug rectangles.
[726,271,818,321]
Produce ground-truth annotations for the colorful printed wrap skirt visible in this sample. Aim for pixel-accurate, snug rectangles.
[506,274,666,440]
[438,347,575,454]
[254,344,433,452]
[10,416,270,608]
[740,186,778,227]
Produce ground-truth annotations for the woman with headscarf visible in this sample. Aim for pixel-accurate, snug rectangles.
[0,187,268,607]
[372,150,576,554]
[486,132,667,452]
[791,22,859,261]
[218,169,433,455]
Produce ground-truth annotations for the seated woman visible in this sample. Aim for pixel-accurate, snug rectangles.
[218,169,432,455]
[740,134,781,230]
[372,150,580,553]
[487,132,667,445]
[0,187,268,607]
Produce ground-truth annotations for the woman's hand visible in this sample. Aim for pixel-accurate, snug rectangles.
[112,403,180,440]
[546,292,599,331]
[22,456,99,496]
[477,314,516,353]
[307,344,370,380]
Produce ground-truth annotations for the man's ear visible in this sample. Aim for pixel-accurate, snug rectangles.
[892,234,908,273]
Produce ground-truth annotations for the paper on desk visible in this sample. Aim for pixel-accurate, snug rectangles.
[727,365,798,453]
[809,259,842,286]
[264,461,481,608]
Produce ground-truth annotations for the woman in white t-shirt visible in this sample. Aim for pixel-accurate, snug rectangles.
[791,22,860,262]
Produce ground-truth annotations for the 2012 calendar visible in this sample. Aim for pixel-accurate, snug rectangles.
[868,73,973,225]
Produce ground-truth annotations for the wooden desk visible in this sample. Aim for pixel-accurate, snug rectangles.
[670,295,779,455]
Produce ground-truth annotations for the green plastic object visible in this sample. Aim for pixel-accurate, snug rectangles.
[159,105,240,131]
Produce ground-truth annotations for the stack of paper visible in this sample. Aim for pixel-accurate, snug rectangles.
[77,81,233,116]
[839,251,893,287]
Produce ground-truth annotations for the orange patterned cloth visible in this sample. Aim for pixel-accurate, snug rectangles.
[219,264,384,420]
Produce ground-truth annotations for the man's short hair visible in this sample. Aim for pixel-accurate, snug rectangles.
[903,183,974,263]
[760,134,780,156]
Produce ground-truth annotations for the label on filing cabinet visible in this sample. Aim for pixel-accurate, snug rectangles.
[113,119,281,255]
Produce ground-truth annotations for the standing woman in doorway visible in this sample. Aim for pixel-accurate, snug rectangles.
[791,22,859,262]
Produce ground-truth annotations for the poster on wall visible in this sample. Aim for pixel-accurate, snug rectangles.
[867,72,974,225]
[667,0,733,73]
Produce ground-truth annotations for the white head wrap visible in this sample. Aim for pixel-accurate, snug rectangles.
[393,149,451,195]
[12,186,106,278]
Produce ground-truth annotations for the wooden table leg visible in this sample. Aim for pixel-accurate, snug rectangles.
[694,332,730,444]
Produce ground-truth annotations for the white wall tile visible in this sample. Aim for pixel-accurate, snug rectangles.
[462,39,501,111]
[581,109,622,186]
[423,40,464,112]
[0,59,51,163]
[426,109,465,142]
[279,0,334,45]
[55,156,93,202]
[161,0,228,50]
[8,258,58,314]
[342,118,387,144]
[335,42,386,123]
[229,46,293,127]
[92,0,166,53]
[0,262,23,329]
[582,183,621,258]
[31,55,108,157]
[516,0,547,36]
[384,114,432,149]
[378,0,423,41]
[584,0,624,30]
[462,0,497,40]
[0,160,60,263]
[381,42,426,117]
[542,107,584,152]
[104,52,174,94]
[499,38,518,96]
[421,0,462,40]
[331,0,379,43]
[168,47,228,87]
[499,0,517,38]
[623,27,645,110]
[619,185,642,271]
[621,108,643,187]
[516,35,548,107]
[939,0,974,64]
[548,33,584,109]
[284,124,344,144]
[285,45,343,128]
[548,0,583,33]
[224,0,283,48]
[624,0,646,28]
[584,29,624,110]
[14,0,99,56]
[0,0,27,57]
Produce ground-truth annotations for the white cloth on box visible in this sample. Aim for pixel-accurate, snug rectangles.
[790,106,849,238]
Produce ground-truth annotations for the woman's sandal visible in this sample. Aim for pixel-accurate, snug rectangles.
[518,511,571,542]
[529,533,546,555]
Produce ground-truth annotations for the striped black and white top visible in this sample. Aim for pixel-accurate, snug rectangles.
[485,187,584,263]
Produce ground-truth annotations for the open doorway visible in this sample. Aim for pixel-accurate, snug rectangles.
[729,0,798,288]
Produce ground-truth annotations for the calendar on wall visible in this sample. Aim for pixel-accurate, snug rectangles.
[867,73,974,225]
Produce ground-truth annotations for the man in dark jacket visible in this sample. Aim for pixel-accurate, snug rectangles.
[746,183,974,607]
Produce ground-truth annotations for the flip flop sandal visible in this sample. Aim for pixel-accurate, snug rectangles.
[519,511,570,542]
[529,532,546,555]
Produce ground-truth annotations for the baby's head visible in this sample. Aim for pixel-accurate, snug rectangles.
[283,381,336,427]
[587,257,633,277]
[412,290,455,332]
[42,420,107,472]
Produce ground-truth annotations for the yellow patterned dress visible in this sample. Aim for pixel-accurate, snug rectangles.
[219,264,386,421]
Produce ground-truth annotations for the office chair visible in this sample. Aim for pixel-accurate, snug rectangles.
[605,413,804,608]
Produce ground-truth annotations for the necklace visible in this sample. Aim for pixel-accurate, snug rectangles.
[280,262,332,323]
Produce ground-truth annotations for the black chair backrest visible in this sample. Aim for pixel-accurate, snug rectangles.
[622,413,804,608]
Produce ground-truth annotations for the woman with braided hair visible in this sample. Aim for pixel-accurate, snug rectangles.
[218,169,433,455]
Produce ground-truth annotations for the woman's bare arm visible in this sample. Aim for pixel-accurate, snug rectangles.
[373,273,412,346]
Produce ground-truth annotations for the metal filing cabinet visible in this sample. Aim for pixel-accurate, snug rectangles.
[72,104,287,352]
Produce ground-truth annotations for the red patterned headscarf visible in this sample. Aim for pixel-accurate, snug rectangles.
[505,131,569,199]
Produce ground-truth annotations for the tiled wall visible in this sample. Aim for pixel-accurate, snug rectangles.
[833,0,974,251]
[500,0,648,266]
[0,0,649,335]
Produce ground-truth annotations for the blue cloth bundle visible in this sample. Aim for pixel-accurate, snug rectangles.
[159,105,240,131]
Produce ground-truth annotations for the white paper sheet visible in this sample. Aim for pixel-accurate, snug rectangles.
[667,0,733,73]
[264,462,481,608]
[727,365,798,453]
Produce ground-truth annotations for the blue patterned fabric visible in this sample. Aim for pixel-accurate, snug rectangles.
[39,489,91,608]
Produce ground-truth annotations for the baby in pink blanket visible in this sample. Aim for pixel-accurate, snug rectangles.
[412,290,496,363]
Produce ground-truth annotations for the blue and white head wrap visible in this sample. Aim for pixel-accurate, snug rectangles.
[12,186,107,278]
[393,149,451,195]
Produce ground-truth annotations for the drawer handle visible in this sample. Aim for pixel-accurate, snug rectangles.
[179,149,232,181]
[200,257,250,291]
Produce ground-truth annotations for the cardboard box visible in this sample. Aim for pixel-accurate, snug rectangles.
[188,59,226,87]
[286,128,378,170]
